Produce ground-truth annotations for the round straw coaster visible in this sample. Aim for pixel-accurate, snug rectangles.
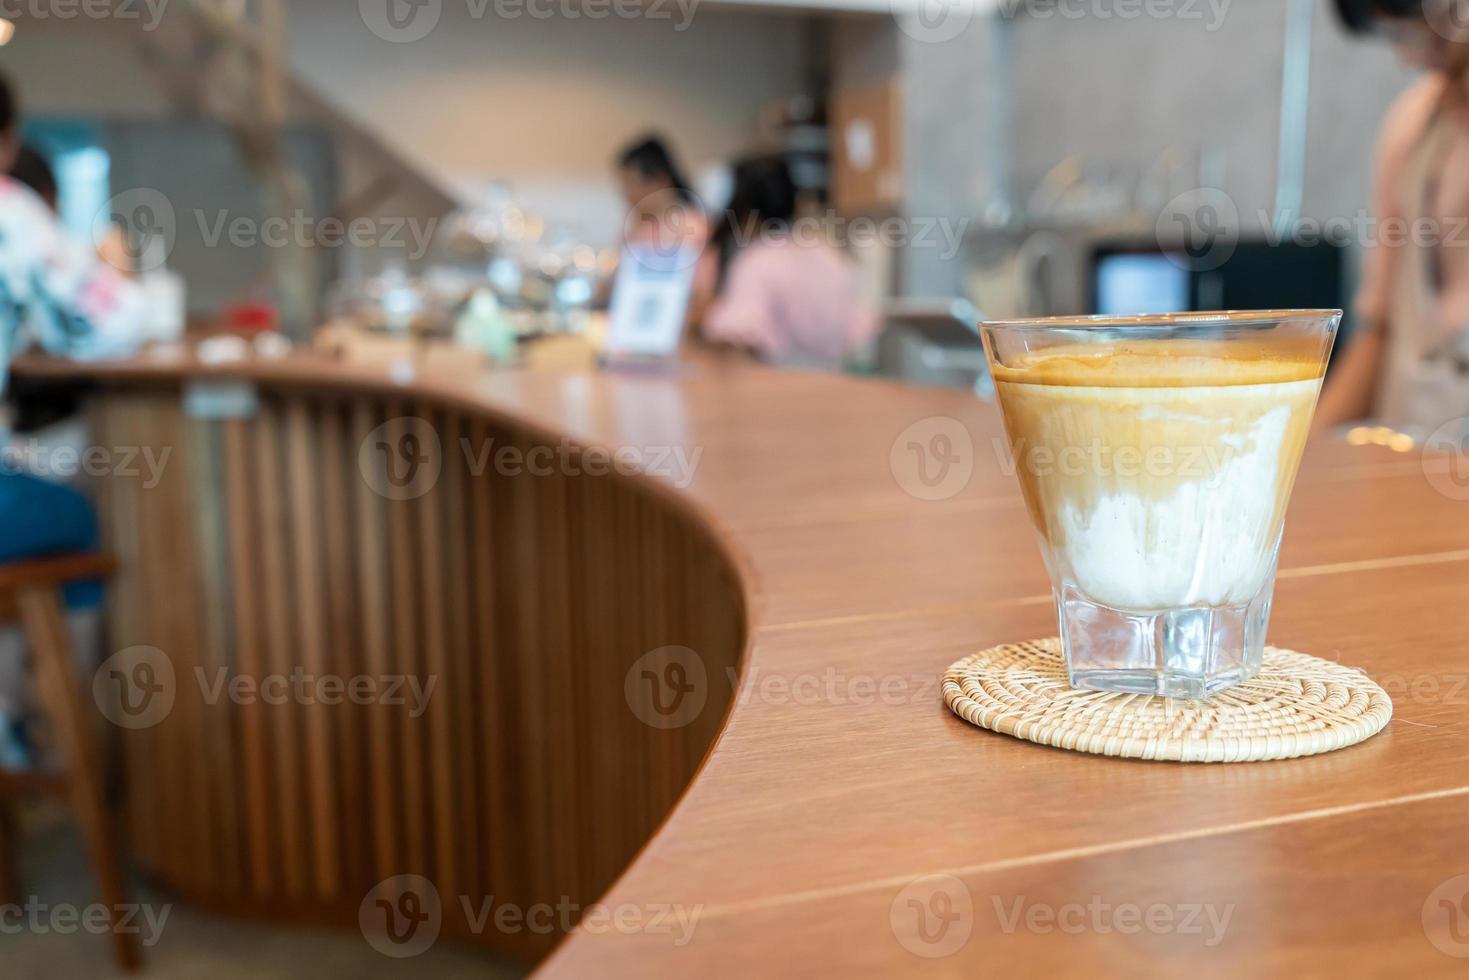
[943,638,1392,763]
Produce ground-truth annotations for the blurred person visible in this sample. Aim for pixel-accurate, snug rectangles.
[615,134,709,260]
[10,143,57,212]
[0,72,146,765]
[610,134,716,323]
[6,143,84,432]
[701,155,878,370]
[616,133,702,234]
[1317,0,1469,432]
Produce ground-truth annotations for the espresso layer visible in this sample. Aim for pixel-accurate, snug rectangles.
[992,342,1325,388]
[994,352,1321,610]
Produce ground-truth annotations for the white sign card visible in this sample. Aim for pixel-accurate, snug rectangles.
[605,245,697,362]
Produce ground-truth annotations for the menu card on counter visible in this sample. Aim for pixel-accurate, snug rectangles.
[604,245,696,366]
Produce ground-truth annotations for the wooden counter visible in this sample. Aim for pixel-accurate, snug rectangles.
[16,351,1469,975]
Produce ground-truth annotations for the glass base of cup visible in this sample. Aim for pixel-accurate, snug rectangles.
[1057,583,1275,699]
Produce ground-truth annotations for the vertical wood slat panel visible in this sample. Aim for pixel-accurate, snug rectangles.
[97,398,157,873]
[563,466,591,902]
[441,413,481,902]
[285,399,341,899]
[222,417,275,896]
[592,472,625,896]
[163,400,215,894]
[605,476,637,869]
[469,418,507,900]
[319,401,369,896]
[190,416,243,895]
[568,462,609,900]
[537,452,578,906]
[140,398,188,888]
[386,409,427,876]
[415,409,458,899]
[492,420,532,906]
[122,397,164,875]
[87,384,746,960]
[625,482,655,837]
[351,402,400,882]
[508,429,552,908]
[253,401,307,898]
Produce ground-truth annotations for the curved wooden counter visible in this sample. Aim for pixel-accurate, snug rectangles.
[16,351,1469,974]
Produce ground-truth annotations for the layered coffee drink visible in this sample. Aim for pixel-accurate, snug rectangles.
[993,343,1321,610]
[981,313,1339,698]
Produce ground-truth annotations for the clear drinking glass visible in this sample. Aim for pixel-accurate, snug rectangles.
[980,310,1340,698]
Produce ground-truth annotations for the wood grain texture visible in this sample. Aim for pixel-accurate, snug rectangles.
[14,353,1465,975]
[47,360,744,963]
[222,417,275,896]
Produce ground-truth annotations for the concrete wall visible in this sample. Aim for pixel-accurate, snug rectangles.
[283,3,815,244]
[893,0,1420,298]
[1,2,1424,308]
[0,19,172,117]
[1006,0,1415,222]
[3,6,815,250]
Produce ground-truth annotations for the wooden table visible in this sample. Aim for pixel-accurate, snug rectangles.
[16,352,1469,975]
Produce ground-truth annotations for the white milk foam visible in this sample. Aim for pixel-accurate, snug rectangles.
[1054,391,1306,610]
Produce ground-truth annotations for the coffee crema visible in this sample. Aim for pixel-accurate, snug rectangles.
[993,344,1324,610]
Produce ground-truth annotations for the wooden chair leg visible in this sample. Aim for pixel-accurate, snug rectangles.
[16,585,142,972]
[0,797,17,907]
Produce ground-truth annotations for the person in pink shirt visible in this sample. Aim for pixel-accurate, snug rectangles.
[701,156,878,370]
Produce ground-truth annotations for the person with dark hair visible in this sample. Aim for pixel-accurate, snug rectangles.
[1334,0,1423,33]
[608,133,713,328]
[0,71,146,762]
[709,154,798,280]
[615,133,707,252]
[9,144,57,212]
[0,72,143,371]
[617,134,696,209]
[700,155,876,369]
[1315,0,1469,432]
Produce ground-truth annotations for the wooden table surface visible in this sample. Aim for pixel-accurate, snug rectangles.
[20,351,1469,975]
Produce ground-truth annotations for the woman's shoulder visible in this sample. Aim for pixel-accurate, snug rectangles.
[732,235,850,271]
[0,175,61,238]
[0,174,51,210]
[1376,75,1449,170]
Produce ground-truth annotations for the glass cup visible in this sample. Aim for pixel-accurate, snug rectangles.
[980,310,1340,698]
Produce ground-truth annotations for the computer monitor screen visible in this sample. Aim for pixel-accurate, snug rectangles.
[1094,253,1190,315]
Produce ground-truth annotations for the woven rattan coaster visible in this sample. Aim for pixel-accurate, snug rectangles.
[943,638,1392,763]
